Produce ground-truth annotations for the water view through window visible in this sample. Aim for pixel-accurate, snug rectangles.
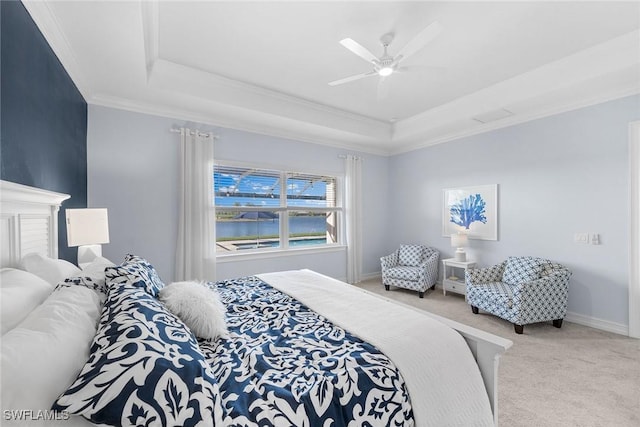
[214,165,340,253]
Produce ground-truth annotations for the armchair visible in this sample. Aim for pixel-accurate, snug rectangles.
[380,245,439,298]
[466,256,571,334]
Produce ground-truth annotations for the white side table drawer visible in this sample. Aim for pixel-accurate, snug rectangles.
[443,279,466,295]
[442,258,476,296]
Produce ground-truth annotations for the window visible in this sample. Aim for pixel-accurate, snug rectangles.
[214,164,341,253]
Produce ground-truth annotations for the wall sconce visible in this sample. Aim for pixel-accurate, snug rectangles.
[66,208,109,268]
[450,232,468,262]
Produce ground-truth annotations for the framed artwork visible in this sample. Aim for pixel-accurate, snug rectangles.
[442,184,498,240]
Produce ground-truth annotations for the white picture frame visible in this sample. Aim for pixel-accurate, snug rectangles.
[442,184,498,240]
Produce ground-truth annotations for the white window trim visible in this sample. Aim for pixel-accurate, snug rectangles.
[215,162,344,257]
[216,243,347,263]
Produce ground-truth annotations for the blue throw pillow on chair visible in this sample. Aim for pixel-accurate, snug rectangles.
[398,245,424,267]
[502,256,543,285]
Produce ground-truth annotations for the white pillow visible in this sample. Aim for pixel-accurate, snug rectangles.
[81,256,114,271]
[158,281,228,340]
[21,252,81,285]
[80,256,115,284]
[0,268,53,335]
[1,286,101,413]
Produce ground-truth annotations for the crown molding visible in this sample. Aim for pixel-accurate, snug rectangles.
[148,59,389,134]
[389,30,640,154]
[27,1,640,157]
[22,0,91,99]
[391,87,640,156]
[140,1,389,135]
[393,31,640,142]
[89,94,392,156]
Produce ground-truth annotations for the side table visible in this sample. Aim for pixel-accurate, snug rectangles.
[442,258,476,296]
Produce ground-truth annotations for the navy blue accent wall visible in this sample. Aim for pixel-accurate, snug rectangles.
[1,1,87,263]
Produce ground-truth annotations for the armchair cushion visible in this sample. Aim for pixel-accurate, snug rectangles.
[386,266,421,282]
[398,245,424,267]
[502,256,544,285]
[470,281,515,309]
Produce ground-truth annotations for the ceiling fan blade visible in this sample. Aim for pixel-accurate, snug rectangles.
[328,71,377,86]
[397,65,445,74]
[394,21,443,63]
[340,38,379,64]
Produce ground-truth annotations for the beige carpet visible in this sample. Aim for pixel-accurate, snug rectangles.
[354,279,640,427]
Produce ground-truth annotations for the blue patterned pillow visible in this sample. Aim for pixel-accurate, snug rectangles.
[502,256,543,285]
[52,282,225,426]
[105,254,164,297]
[398,244,424,266]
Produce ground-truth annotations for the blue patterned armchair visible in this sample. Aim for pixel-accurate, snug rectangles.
[380,245,439,298]
[466,256,571,334]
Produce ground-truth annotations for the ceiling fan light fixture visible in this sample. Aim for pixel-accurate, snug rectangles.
[378,67,394,77]
[330,21,442,86]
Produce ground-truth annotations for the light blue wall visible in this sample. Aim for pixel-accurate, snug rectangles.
[388,95,639,325]
[87,105,388,282]
[88,94,638,328]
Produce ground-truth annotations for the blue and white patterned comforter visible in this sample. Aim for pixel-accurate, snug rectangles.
[199,276,415,426]
[52,261,493,427]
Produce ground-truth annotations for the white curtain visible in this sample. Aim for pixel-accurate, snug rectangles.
[344,155,362,284]
[175,128,215,281]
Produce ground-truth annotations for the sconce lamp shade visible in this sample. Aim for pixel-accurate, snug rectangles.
[450,233,468,262]
[66,208,110,247]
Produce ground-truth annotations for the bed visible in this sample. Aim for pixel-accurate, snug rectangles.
[0,180,512,426]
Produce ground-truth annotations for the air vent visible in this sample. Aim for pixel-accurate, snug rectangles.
[472,108,514,124]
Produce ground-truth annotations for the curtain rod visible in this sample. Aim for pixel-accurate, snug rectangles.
[170,127,218,139]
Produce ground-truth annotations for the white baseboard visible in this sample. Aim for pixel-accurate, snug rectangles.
[361,271,382,281]
[354,273,630,337]
[565,311,629,336]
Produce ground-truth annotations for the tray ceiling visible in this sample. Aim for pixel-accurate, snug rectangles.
[24,1,640,155]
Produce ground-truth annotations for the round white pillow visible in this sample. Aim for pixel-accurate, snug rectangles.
[158,281,227,340]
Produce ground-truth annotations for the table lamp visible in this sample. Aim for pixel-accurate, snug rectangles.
[451,232,468,262]
[66,208,109,267]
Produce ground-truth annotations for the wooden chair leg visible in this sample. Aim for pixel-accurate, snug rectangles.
[514,324,524,334]
[553,319,563,328]
[418,291,424,298]
[384,285,389,291]
[471,305,479,314]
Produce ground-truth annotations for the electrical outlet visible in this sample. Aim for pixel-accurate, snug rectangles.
[574,233,589,244]
[589,233,600,245]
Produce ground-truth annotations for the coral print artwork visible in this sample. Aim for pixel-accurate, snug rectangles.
[450,193,487,229]
[443,185,498,240]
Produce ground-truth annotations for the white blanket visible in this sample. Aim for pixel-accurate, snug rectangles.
[258,269,494,427]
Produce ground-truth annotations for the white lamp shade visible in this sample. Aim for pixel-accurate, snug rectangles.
[66,208,110,247]
[450,233,468,248]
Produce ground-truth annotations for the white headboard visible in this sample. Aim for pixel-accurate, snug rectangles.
[0,180,70,268]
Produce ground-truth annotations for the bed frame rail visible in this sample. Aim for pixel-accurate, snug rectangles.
[364,290,512,426]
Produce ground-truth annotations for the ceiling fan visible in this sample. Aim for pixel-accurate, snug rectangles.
[328,21,443,87]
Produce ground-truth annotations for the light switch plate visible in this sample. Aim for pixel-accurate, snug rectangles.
[574,233,589,244]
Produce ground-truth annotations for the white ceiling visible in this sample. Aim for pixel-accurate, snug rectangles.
[24,1,640,155]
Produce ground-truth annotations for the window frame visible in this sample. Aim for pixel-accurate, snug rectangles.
[214,161,345,259]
